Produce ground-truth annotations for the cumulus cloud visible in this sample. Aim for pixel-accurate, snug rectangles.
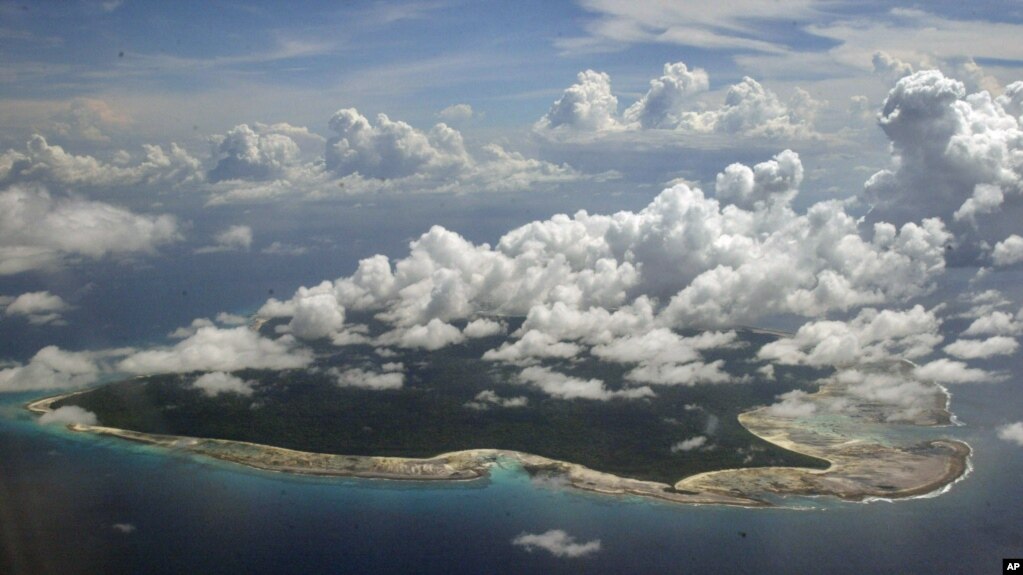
[758,306,944,367]
[763,389,818,418]
[464,389,528,410]
[997,422,1023,446]
[462,318,507,339]
[0,346,107,391]
[671,435,707,452]
[0,184,181,275]
[195,225,253,254]
[511,530,601,558]
[591,328,733,385]
[517,366,653,401]
[537,64,819,138]
[913,358,1003,384]
[992,235,1023,267]
[191,371,254,397]
[117,326,312,374]
[3,290,70,324]
[437,104,475,122]
[963,309,1023,337]
[536,70,621,132]
[0,135,201,189]
[261,151,952,362]
[209,109,589,202]
[39,405,98,426]
[330,362,404,390]
[863,70,1023,256]
[623,61,709,129]
[48,98,131,143]
[943,336,1019,359]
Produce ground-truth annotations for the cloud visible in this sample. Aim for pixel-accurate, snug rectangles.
[517,366,653,401]
[464,389,528,410]
[380,318,465,350]
[714,149,802,210]
[758,306,944,367]
[191,372,254,397]
[557,0,814,55]
[111,523,136,534]
[992,235,1023,267]
[3,290,70,324]
[330,363,404,390]
[590,328,734,385]
[195,225,253,254]
[207,110,590,203]
[623,61,709,129]
[671,435,707,452]
[462,318,506,338]
[511,529,601,558]
[536,64,819,138]
[863,70,1023,256]
[998,422,1023,446]
[437,104,475,122]
[117,326,312,374]
[482,330,582,365]
[326,108,472,179]
[913,358,1004,384]
[536,70,621,132]
[763,389,818,418]
[39,405,98,426]
[0,346,106,392]
[262,152,952,355]
[963,309,1023,337]
[0,184,181,275]
[0,135,201,189]
[48,98,131,143]
[943,336,1018,359]
[207,124,305,183]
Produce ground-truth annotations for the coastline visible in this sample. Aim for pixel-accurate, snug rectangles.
[26,361,972,508]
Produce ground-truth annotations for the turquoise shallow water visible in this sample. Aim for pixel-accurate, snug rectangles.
[3,385,1021,575]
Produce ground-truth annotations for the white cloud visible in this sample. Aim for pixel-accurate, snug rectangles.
[758,306,944,367]
[511,529,601,558]
[590,328,734,385]
[326,108,472,179]
[48,98,131,143]
[0,135,201,189]
[207,124,305,183]
[517,366,653,401]
[623,61,709,129]
[671,435,707,452]
[963,309,1023,337]
[863,70,1023,254]
[464,389,528,410]
[535,70,621,132]
[913,358,1003,384]
[536,65,819,138]
[287,286,346,340]
[330,363,404,390]
[462,318,506,338]
[943,336,1018,360]
[437,104,474,122]
[3,290,70,325]
[714,149,802,210]
[380,318,465,350]
[992,235,1023,267]
[195,225,253,254]
[482,330,582,365]
[763,389,818,418]
[191,371,254,397]
[997,422,1023,446]
[117,326,312,374]
[0,184,181,275]
[39,405,98,426]
[0,346,105,391]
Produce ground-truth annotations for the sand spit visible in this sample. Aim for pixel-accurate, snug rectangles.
[27,359,970,507]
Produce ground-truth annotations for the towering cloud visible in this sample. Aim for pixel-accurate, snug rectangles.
[536,70,621,132]
[864,70,1023,259]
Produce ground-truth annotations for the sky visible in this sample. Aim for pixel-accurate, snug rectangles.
[4,0,1023,492]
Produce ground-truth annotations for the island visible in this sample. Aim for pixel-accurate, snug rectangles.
[27,326,971,508]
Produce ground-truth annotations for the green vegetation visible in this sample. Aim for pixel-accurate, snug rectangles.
[58,328,831,484]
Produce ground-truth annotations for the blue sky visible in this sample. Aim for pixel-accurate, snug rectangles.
[2,1,1023,412]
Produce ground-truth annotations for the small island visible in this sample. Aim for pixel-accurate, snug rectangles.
[28,327,971,507]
